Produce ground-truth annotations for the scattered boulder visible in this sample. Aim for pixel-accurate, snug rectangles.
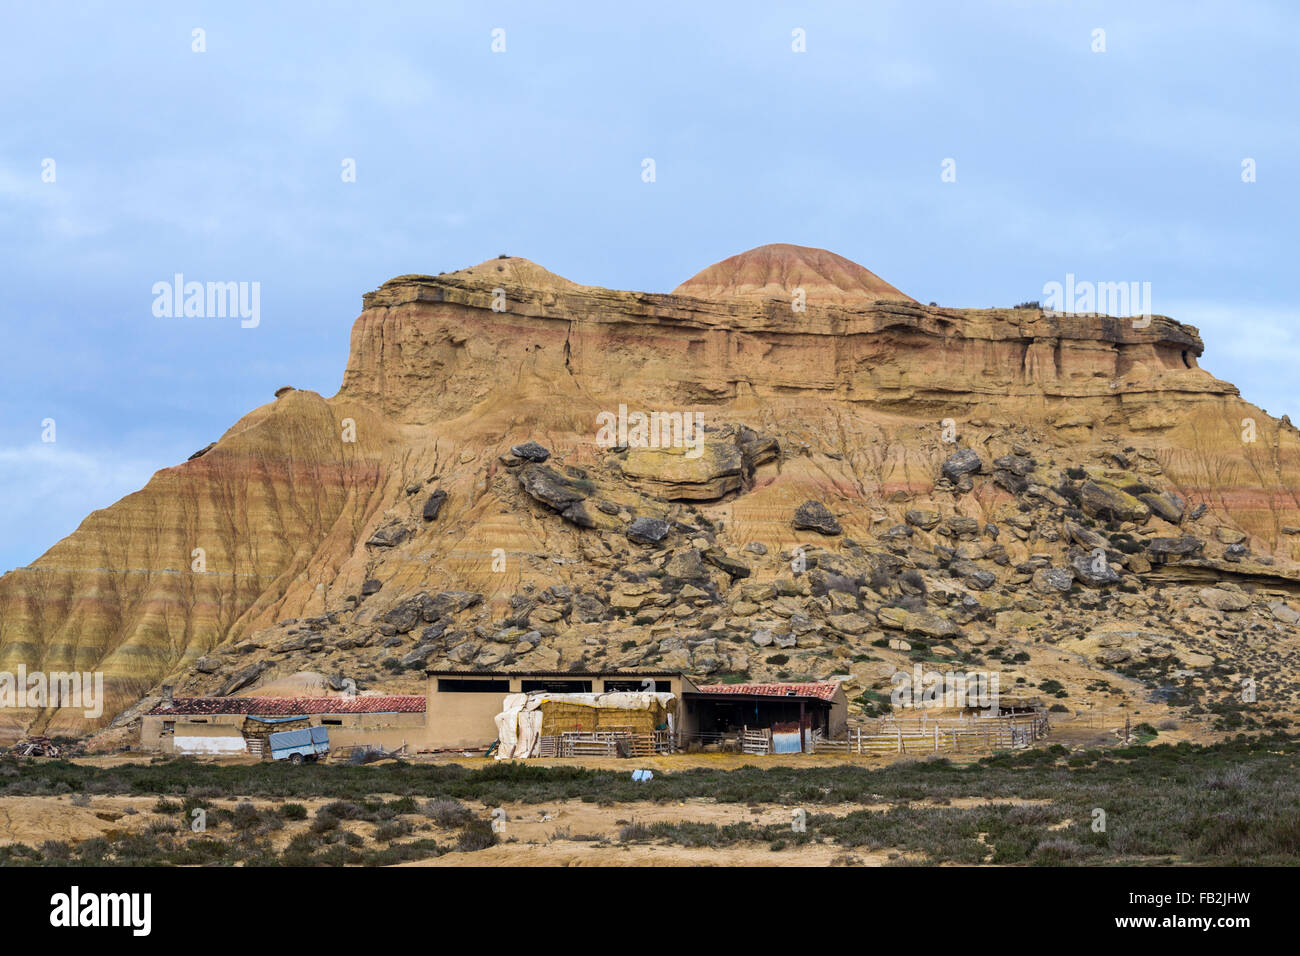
[187,442,216,461]
[941,516,980,538]
[664,549,708,580]
[1079,480,1150,523]
[510,441,551,462]
[1032,568,1074,594]
[218,662,267,696]
[992,454,1034,476]
[626,516,670,546]
[366,522,411,549]
[828,613,872,635]
[619,425,766,500]
[1214,527,1247,545]
[519,463,587,511]
[1064,521,1108,551]
[905,509,941,530]
[400,645,440,668]
[422,490,448,521]
[1070,551,1121,587]
[877,606,959,639]
[1096,648,1131,666]
[1223,543,1249,562]
[1139,491,1184,524]
[941,448,984,482]
[993,470,1029,495]
[1269,601,1300,625]
[793,501,842,536]
[704,548,751,578]
[1146,536,1204,562]
[383,593,438,633]
[559,500,621,531]
[1198,588,1250,612]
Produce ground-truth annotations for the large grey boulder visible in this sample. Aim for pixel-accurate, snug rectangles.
[626,516,671,546]
[941,448,984,482]
[510,441,551,462]
[793,501,842,536]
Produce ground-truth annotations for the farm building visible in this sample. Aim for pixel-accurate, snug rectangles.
[682,682,849,753]
[493,690,678,759]
[428,671,849,756]
[425,669,696,751]
[141,693,426,755]
[138,670,859,757]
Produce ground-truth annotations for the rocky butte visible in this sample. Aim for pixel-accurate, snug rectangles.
[1,242,1298,743]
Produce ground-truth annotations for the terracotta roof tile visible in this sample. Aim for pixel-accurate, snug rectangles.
[147,696,426,716]
[695,682,841,702]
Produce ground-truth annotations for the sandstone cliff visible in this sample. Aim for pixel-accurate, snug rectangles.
[2,243,1298,740]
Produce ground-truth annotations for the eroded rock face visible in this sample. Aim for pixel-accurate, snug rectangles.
[5,242,1300,738]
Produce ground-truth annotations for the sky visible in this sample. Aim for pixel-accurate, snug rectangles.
[1,0,1297,574]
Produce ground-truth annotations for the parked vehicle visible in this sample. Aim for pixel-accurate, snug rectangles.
[268,726,330,764]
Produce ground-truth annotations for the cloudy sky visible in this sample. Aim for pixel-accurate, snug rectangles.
[1,1,1297,573]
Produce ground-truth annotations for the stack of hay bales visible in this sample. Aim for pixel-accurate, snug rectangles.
[241,715,311,743]
[538,697,667,736]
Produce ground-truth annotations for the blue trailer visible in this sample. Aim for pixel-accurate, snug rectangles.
[268,726,330,764]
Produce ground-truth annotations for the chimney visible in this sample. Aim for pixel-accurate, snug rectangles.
[160,685,174,710]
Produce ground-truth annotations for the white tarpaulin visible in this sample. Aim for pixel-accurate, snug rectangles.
[172,727,248,755]
[493,691,676,759]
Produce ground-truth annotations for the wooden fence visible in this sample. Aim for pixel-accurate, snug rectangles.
[812,712,1050,755]
[741,727,773,755]
[536,729,677,758]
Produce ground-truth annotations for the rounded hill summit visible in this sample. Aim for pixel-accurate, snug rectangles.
[672,243,916,305]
